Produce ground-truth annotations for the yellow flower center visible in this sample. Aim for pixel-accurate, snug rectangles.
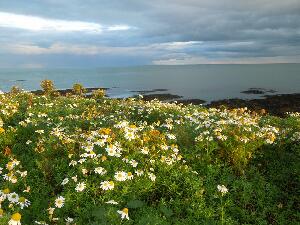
[19,197,26,203]
[7,162,13,170]
[122,208,128,214]
[11,212,21,221]
[3,188,10,194]
[127,172,132,176]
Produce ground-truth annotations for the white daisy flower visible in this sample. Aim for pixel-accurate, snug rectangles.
[117,208,129,220]
[100,181,114,190]
[114,171,127,181]
[135,170,144,176]
[94,167,107,175]
[55,196,65,208]
[75,182,86,192]
[61,178,69,185]
[129,160,138,168]
[8,192,19,203]
[18,197,31,209]
[65,217,74,224]
[217,185,228,195]
[105,200,118,205]
[148,172,156,181]
[141,147,149,155]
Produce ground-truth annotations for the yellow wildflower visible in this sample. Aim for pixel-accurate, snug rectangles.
[9,212,21,225]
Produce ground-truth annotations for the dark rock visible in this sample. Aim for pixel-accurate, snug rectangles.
[172,99,206,105]
[241,89,265,94]
[31,87,109,96]
[140,93,182,101]
[241,88,277,95]
[131,89,169,94]
[208,93,300,117]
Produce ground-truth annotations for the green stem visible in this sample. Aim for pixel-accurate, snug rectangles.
[221,197,224,225]
[206,141,209,157]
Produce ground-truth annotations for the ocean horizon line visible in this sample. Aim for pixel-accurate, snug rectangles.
[0,62,300,70]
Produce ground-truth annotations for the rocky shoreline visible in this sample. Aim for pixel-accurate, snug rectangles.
[207,93,300,117]
[139,93,300,117]
[27,87,300,117]
[131,89,300,117]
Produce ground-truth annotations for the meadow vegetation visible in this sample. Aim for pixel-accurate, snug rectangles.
[0,81,299,225]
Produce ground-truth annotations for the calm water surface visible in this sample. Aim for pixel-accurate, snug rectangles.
[0,64,299,102]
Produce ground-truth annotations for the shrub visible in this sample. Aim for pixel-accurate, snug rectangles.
[10,86,22,95]
[92,88,106,99]
[72,83,86,96]
[40,79,55,95]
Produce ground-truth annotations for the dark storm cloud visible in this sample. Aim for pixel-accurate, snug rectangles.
[0,0,299,67]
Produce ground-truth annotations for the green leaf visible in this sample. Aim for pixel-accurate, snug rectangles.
[127,200,145,208]
[92,206,106,219]
[159,206,173,218]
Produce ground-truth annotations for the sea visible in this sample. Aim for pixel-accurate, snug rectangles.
[0,64,299,102]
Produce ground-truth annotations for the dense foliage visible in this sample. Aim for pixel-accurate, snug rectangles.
[0,89,299,225]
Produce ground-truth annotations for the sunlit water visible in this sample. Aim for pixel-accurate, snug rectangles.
[0,64,299,102]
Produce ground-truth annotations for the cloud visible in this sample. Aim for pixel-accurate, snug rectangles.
[0,11,128,33]
[107,25,132,31]
[153,55,300,65]
[0,11,135,34]
[3,41,203,55]
[0,0,299,66]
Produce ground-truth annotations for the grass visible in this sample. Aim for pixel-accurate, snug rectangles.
[0,86,299,224]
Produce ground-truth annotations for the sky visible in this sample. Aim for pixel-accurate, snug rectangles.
[0,0,300,68]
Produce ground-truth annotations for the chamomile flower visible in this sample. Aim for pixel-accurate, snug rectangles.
[100,181,114,190]
[34,221,48,225]
[124,131,135,140]
[114,171,127,181]
[117,208,129,220]
[55,196,65,208]
[106,144,117,156]
[135,170,144,176]
[75,182,86,192]
[18,197,31,209]
[148,172,156,181]
[69,160,77,166]
[8,192,19,203]
[35,130,44,134]
[129,160,138,168]
[23,186,30,193]
[105,200,118,205]
[127,172,134,180]
[61,178,69,185]
[141,147,149,155]
[82,168,88,175]
[94,167,107,175]
[18,171,27,178]
[65,217,74,224]
[217,185,228,195]
[72,176,78,182]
